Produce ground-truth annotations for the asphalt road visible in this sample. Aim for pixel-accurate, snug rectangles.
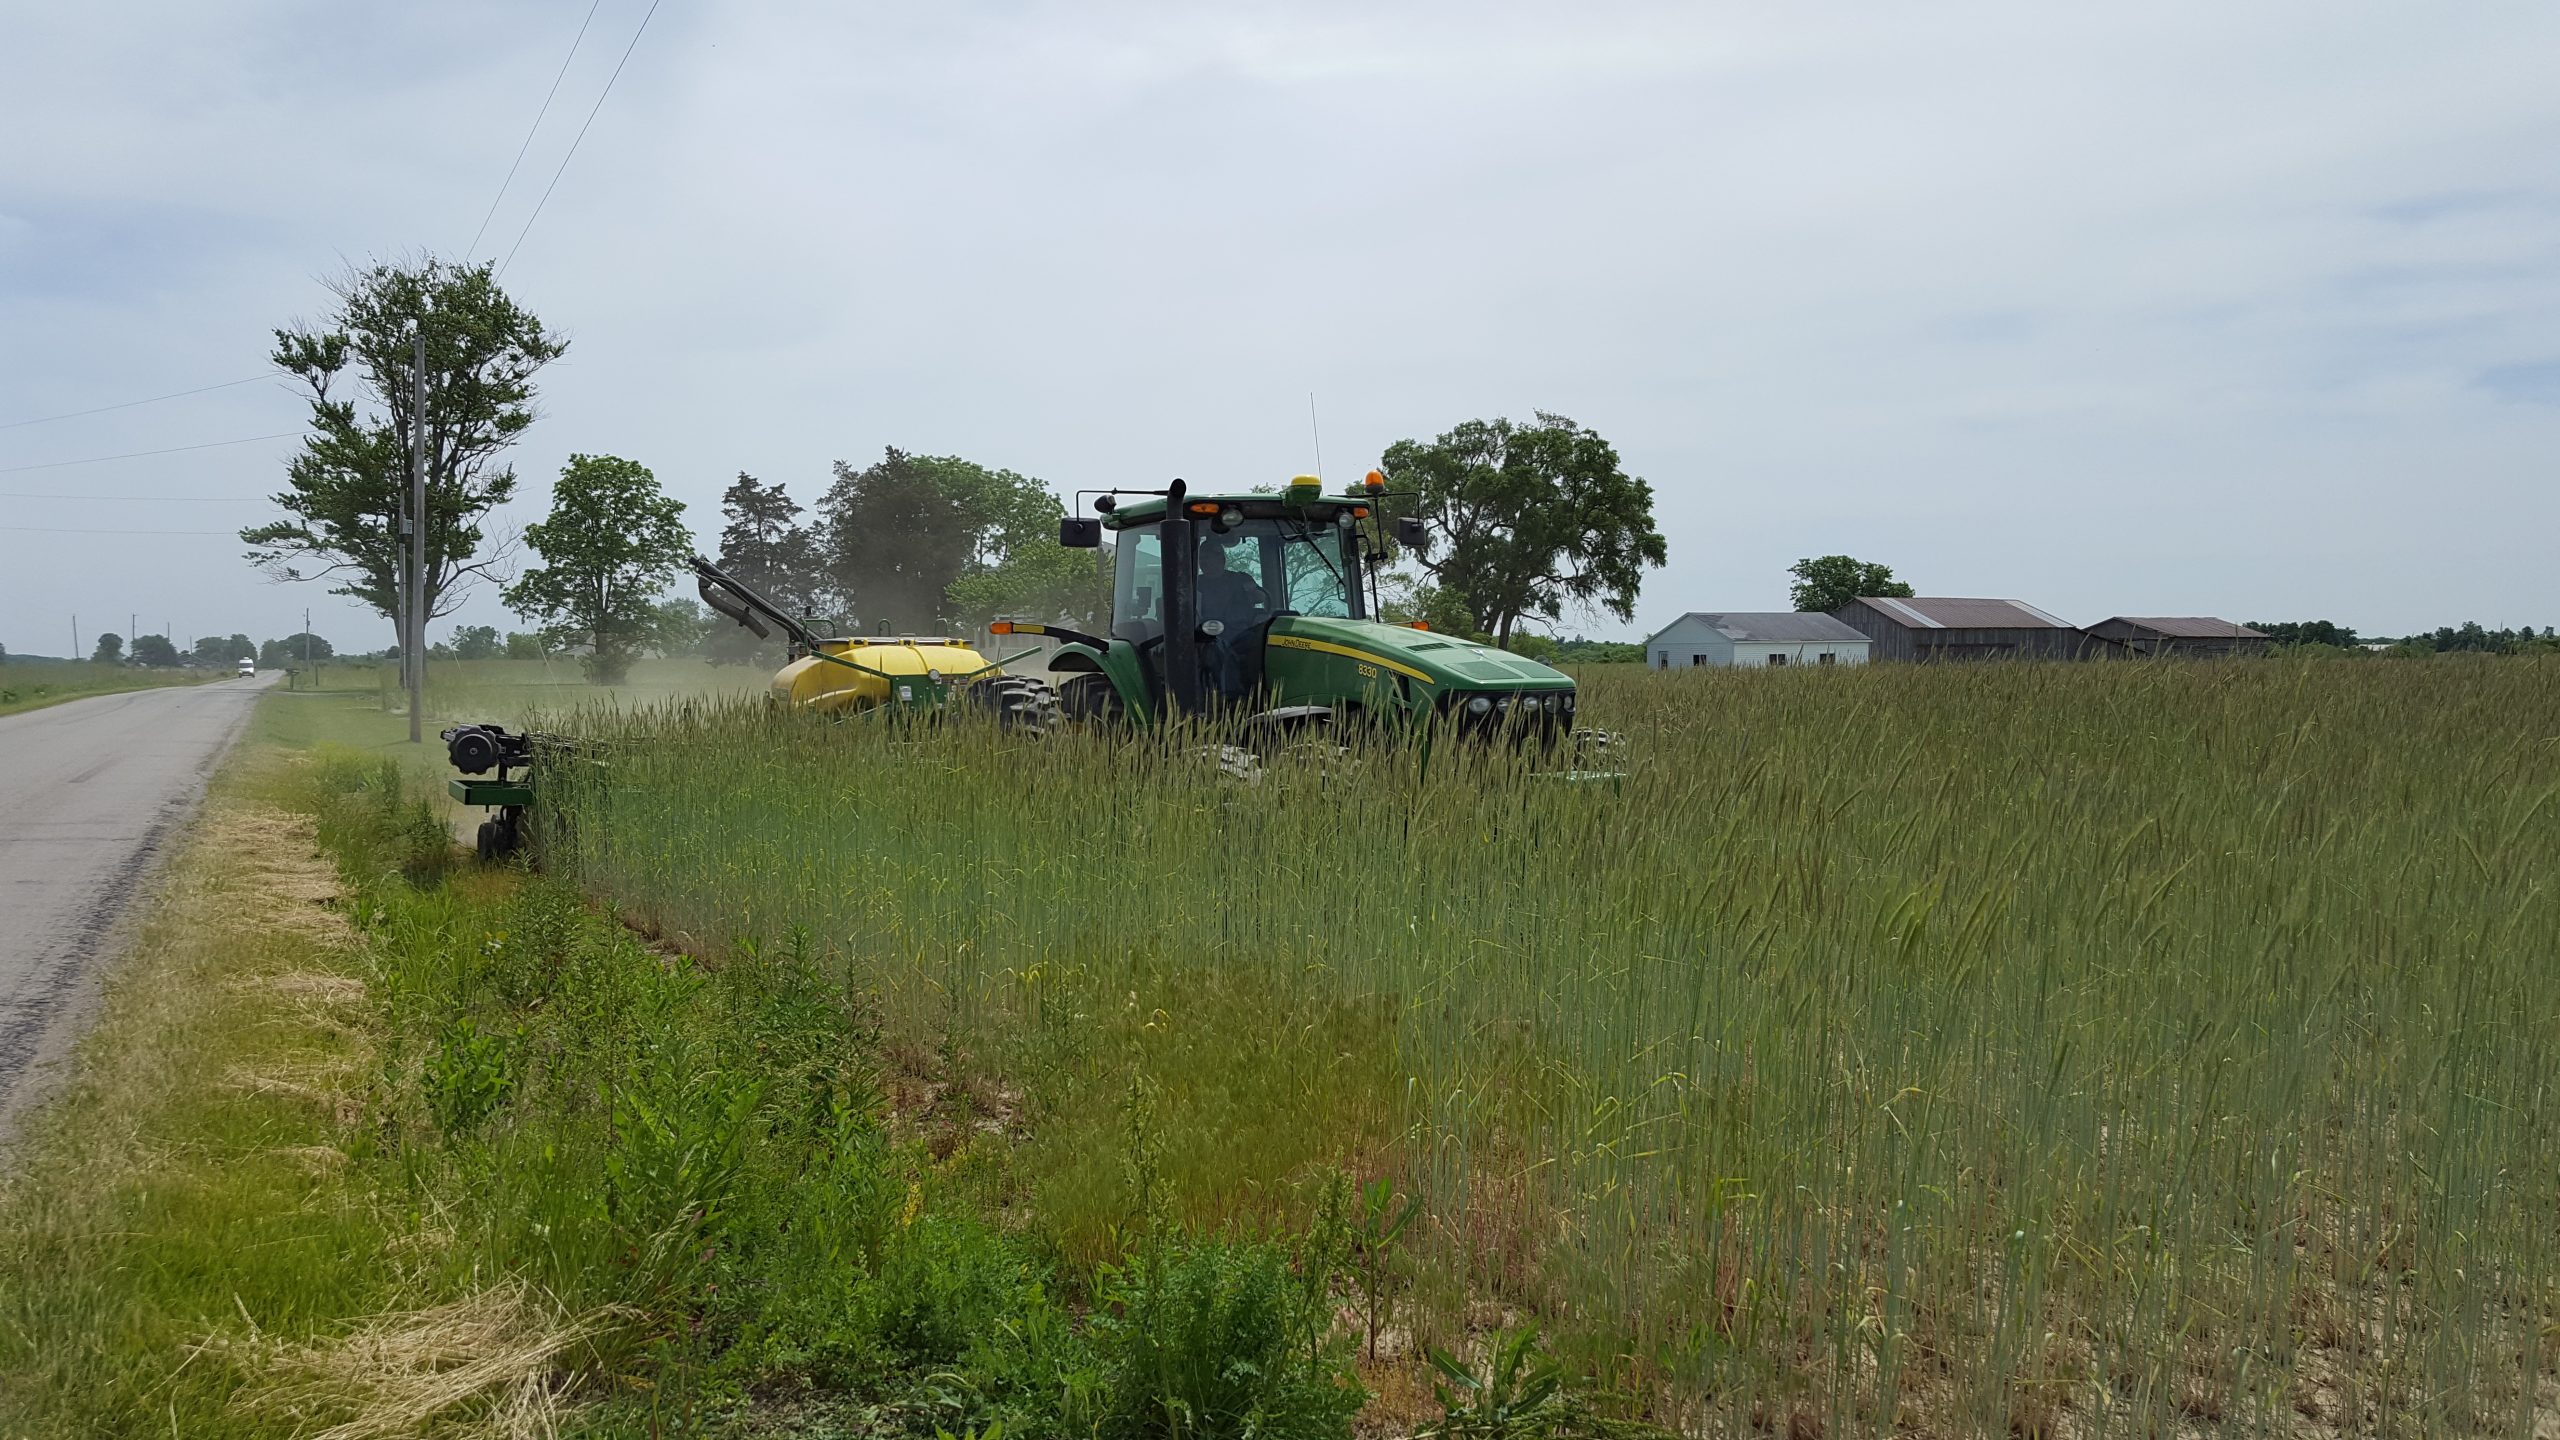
[0,673,271,1136]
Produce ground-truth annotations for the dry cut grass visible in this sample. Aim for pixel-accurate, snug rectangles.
[235,1280,628,1440]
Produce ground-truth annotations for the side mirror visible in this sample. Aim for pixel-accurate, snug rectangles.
[1394,516,1429,552]
[1060,517,1102,548]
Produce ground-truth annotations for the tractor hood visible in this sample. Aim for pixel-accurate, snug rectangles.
[1268,615,1574,693]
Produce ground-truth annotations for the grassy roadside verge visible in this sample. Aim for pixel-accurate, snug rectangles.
[0,754,393,1435]
[0,662,216,717]
[0,718,1459,1436]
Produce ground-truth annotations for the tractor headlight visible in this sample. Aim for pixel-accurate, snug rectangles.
[1563,693,1576,714]
[1467,695,1492,716]
[1218,506,1244,530]
[1541,693,1559,713]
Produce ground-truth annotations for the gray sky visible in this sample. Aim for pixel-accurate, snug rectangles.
[5,2,2557,655]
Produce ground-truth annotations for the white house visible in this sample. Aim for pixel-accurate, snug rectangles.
[1645,612,1873,669]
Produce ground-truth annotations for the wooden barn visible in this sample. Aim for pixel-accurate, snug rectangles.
[1645,612,1873,669]
[1831,596,2097,662]
[2084,616,2271,658]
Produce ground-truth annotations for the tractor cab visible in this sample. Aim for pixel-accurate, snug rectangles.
[1009,475,1580,740]
[1103,489,1369,707]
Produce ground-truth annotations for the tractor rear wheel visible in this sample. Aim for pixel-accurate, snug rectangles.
[1057,673,1127,727]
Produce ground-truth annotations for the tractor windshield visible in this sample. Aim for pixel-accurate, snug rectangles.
[1113,514,1359,643]
[1205,518,1353,620]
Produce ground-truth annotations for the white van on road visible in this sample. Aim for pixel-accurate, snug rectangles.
[236,658,256,677]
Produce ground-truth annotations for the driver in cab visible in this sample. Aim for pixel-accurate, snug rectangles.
[1196,528,1268,700]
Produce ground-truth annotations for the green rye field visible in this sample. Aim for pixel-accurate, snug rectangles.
[524,656,2560,1435]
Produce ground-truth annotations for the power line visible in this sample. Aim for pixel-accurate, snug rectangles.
[499,0,665,277]
[465,0,610,261]
[0,373,282,430]
[0,491,269,501]
[0,525,240,536]
[0,433,304,475]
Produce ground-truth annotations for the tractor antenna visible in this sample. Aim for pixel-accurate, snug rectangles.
[1308,391,1325,481]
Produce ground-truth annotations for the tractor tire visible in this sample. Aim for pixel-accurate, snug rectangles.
[1057,673,1127,727]
[965,675,1059,735]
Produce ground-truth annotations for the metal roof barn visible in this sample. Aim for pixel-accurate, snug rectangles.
[1832,596,2101,662]
[2085,616,2271,657]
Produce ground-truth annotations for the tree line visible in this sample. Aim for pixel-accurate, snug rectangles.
[81,631,339,669]
[2246,620,2560,655]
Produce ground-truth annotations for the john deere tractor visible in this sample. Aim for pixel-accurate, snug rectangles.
[998,473,1579,742]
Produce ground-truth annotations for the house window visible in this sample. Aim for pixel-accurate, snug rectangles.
[1656,651,1669,668]
[1691,654,1708,666]
[1767,654,1788,667]
[1818,652,1836,665]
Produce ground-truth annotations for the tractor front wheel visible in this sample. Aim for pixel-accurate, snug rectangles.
[965,675,1060,734]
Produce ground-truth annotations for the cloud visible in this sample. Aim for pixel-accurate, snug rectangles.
[2367,189,2549,226]
[6,2,2560,652]
[2475,359,2560,406]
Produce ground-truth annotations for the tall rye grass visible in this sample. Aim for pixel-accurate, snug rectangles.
[538,659,2560,1434]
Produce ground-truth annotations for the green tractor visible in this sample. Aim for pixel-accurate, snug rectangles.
[998,472,1582,744]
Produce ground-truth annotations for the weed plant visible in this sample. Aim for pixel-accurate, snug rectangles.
[527,658,2560,1434]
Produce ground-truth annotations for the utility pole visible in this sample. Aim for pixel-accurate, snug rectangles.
[303,606,313,689]
[407,327,427,743]
[71,615,78,661]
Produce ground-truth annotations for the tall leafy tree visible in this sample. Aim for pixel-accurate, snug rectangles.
[1787,555,1913,613]
[651,597,714,657]
[129,634,181,667]
[189,633,256,664]
[504,455,693,684]
[243,256,565,623]
[944,543,1108,628]
[1380,412,1666,647]
[708,472,822,662]
[258,633,334,668]
[815,450,1073,633]
[817,449,974,633]
[90,632,124,665]
[937,460,1104,627]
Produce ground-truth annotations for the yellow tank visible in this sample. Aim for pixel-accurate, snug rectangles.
[769,636,1000,715]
